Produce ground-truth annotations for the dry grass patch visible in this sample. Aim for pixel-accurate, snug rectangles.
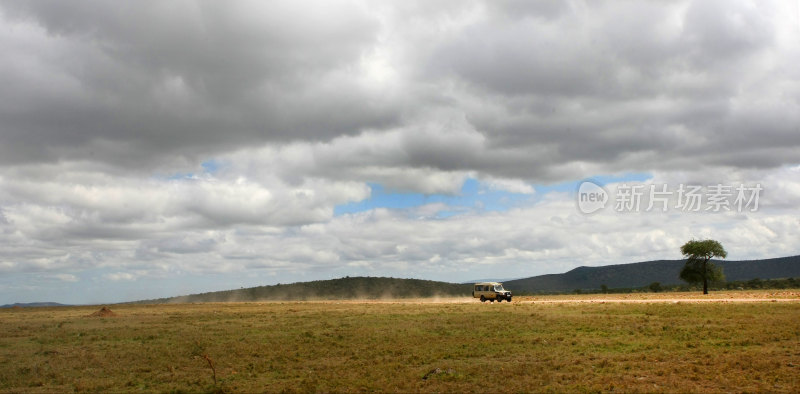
[0,300,798,392]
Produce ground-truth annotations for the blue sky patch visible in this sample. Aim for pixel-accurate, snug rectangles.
[162,159,225,180]
[200,159,223,174]
[334,178,535,217]
[334,173,653,217]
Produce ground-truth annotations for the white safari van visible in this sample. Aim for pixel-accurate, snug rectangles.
[472,282,512,302]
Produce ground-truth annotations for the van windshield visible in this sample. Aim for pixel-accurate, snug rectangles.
[494,285,504,291]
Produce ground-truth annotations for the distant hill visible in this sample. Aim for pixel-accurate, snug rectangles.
[128,255,800,303]
[505,255,800,293]
[135,276,473,303]
[1,302,69,308]
[462,278,522,284]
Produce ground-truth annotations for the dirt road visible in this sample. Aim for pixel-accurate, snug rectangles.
[517,297,800,304]
[281,290,800,305]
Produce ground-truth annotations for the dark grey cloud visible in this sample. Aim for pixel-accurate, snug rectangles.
[411,0,798,179]
[0,0,398,169]
[1,0,797,181]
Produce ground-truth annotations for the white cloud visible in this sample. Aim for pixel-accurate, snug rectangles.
[53,273,78,282]
[483,178,535,195]
[1,168,799,302]
[0,0,799,303]
[104,272,141,282]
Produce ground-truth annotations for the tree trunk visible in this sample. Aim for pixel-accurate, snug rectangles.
[702,258,709,295]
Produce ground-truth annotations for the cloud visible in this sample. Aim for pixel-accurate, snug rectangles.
[0,0,396,169]
[0,0,799,303]
[104,271,144,282]
[0,164,370,242]
[484,178,535,195]
[53,273,78,282]
[0,0,796,181]
[1,168,799,303]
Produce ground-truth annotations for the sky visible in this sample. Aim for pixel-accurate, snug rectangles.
[1,0,799,304]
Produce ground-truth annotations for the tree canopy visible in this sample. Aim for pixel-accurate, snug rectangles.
[680,239,727,294]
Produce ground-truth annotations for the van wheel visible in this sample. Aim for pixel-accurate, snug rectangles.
[480,295,486,302]
[508,298,512,303]
[496,299,502,303]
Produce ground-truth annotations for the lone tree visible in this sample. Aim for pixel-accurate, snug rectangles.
[679,239,727,294]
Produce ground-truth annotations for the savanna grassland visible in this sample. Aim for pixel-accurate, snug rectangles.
[1,295,799,393]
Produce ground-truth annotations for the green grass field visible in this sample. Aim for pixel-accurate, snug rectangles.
[2,296,799,393]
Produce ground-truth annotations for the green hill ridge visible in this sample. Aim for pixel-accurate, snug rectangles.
[505,255,800,293]
[132,255,800,303]
[136,276,472,303]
